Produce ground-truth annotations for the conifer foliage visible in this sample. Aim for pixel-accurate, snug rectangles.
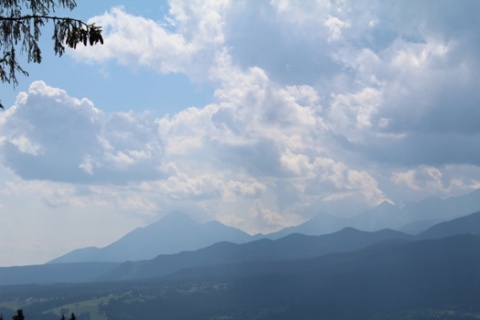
[0,0,103,85]
[12,310,24,320]
[5,309,78,320]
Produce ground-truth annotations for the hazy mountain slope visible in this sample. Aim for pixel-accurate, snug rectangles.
[49,212,256,264]
[348,201,402,231]
[168,234,480,282]
[279,189,480,237]
[103,227,410,281]
[417,211,480,240]
[267,212,350,239]
[350,189,480,233]
[0,262,120,286]
[398,219,443,234]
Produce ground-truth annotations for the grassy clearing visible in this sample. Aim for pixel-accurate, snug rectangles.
[46,295,113,320]
[0,297,50,310]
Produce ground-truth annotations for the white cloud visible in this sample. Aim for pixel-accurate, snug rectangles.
[392,165,480,197]
[72,2,229,81]
[324,15,351,42]
[329,86,383,135]
[248,199,287,233]
[73,7,195,72]
[0,81,164,183]
[38,2,480,202]
[309,157,390,209]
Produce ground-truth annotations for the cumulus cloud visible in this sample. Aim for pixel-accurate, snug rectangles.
[72,1,229,80]
[73,7,195,72]
[392,165,480,198]
[0,81,164,184]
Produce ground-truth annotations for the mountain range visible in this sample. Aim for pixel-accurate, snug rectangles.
[103,227,411,281]
[101,210,480,282]
[271,188,480,238]
[1,190,480,320]
[2,213,480,319]
[49,211,258,263]
[49,189,480,265]
[2,209,480,286]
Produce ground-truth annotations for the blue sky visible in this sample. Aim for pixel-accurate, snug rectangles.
[1,0,480,266]
[1,1,214,115]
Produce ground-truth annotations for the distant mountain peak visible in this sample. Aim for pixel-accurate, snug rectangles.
[48,211,255,264]
[376,201,396,209]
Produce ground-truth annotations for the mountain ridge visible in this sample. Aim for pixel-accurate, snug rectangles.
[3,208,480,285]
[48,189,480,265]
[100,227,412,281]
[268,188,480,237]
[49,211,256,264]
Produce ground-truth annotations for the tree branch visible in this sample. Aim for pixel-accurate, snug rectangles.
[0,14,89,27]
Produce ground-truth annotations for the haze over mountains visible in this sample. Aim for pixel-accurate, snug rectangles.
[2,208,480,286]
[49,211,257,264]
[103,227,412,282]
[50,189,480,264]
[2,193,480,319]
[93,210,480,283]
[1,190,479,286]
[270,188,480,239]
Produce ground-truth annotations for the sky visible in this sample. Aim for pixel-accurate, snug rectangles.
[1,0,480,267]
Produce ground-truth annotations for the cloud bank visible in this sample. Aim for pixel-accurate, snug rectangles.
[1,0,480,242]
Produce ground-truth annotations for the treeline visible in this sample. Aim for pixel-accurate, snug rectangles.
[1,310,78,320]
